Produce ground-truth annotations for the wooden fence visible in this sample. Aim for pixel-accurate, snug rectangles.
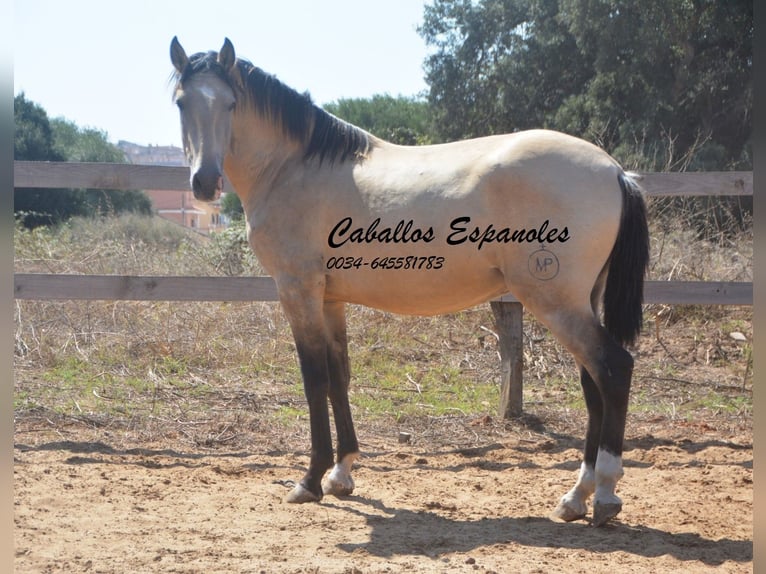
[13,161,753,417]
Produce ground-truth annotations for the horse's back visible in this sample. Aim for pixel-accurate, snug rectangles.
[360,129,623,211]
[315,130,626,315]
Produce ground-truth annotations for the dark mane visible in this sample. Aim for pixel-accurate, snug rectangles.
[176,51,372,165]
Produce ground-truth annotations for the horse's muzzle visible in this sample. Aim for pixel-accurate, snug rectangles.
[191,168,224,201]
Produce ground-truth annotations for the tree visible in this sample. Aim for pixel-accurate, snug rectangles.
[324,95,436,145]
[14,94,87,227]
[419,0,752,170]
[14,94,152,227]
[14,94,64,162]
[220,191,244,221]
[50,118,126,163]
[421,0,521,139]
[554,0,752,169]
[50,118,152,217]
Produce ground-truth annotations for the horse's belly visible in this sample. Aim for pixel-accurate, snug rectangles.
[325,266,508,315]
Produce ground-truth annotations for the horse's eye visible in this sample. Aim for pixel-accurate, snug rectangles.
[176,99,185,111]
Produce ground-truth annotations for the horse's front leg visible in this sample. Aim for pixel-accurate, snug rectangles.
[285,335,334,503]
[321,301,360,497]
[279,291,335,503]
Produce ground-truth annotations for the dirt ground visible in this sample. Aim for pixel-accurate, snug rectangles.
[14,410,752,574]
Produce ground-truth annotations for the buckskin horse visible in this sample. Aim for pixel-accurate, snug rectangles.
[169,37,649,526]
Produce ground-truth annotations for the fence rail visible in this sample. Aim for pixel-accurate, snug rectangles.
[14,161,753,195]
[14,161,191,191]
[13,274,753,306]
[13,161,753,417]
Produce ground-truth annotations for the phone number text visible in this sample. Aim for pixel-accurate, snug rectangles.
[326,255,445,270]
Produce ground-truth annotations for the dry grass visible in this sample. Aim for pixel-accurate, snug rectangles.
[13,211,752,453]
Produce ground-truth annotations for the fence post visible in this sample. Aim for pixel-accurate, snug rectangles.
[490,300,524,418]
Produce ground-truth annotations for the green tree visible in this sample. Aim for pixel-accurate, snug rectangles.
[554,0,752,169]
[50,118,126,163]
[419,0,752,170]
[14,94,64,162]
[14,93,87,227]
[14,94,152,227]
[50,118,152,217]
[420,0,529,140]
[324,95,436,144]
[220,191,244,221]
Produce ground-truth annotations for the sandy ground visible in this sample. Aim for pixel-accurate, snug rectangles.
[14,415,752,574]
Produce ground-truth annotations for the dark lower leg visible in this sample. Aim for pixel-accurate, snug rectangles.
[300,384,334,497]
[329,388,359,462]
[325,372,359,496]
[294,339,334,499]
[553,366,604,521]
[580,366,603,469]
[324,302,359,462]
[597,342,634,457]
[327,334,358,461]
[591,338,634,525]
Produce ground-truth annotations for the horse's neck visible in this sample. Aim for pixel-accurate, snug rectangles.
[225,112,305,202]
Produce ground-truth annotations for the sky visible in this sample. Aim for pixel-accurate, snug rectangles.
[13,0,432,148]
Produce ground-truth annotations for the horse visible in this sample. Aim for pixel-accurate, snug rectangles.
[169,37,650,527]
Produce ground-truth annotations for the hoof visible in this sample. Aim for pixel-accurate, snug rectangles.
[552,499,587,523]
[592,501,622,527]
[285,483,322,504]
[322,454,358,497]
[322,476,354,497]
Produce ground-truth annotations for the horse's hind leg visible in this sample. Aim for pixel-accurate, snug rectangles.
[553,365,601,522]
[530,306,633,526]
[589,341,633,527]
[321,302,360,497]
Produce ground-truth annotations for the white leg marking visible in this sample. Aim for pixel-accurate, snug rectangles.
[322,453,359,497]
[553,462,595,522]
[592,448,624,526]
[594,449,623,506]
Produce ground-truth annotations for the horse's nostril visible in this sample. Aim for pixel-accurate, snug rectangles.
[191,169,223,200]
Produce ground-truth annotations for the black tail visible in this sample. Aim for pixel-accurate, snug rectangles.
[603,172,650,347]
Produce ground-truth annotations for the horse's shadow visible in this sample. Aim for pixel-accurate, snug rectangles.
[324,496,751,566]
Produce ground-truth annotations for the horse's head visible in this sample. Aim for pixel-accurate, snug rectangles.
[170,37,238,201]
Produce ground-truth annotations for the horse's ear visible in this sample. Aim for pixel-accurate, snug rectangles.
[218,38,236,71]
[170,36,189,74]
